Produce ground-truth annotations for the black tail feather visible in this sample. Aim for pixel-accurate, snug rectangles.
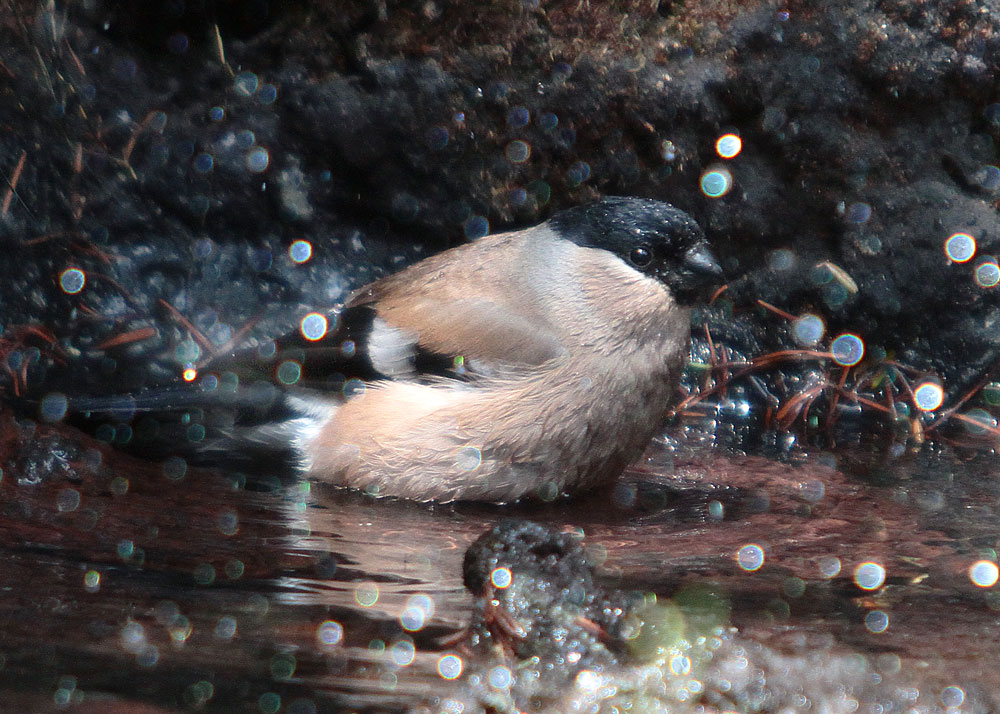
[16,379,326,482]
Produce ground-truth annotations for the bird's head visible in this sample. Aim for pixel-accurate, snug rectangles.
[549,196,723,306]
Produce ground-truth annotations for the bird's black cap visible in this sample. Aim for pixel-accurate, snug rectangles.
[548,196,723,305]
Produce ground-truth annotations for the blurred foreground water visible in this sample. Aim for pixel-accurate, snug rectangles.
[1,414,998,713]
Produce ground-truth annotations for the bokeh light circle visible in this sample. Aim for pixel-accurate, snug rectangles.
[193,153,214,173]
[437,654,463,680]
[463,216,489,239]
[818,556,842,579]
[174,340,201,365]
[941,686,966,708]
[791,313,825,346]
[490,567,512,589]
[40,392,69,422]
[913,380,944,412]
[845,202,872,224]
[853,561,886,590]
[406,594,434,620]
[567,161,591,186]
[289,240,312,263]
[768,248,796,271]
[505,140,531,163]
[59,268,86,294]
[864,609,889,633]
[456,446,482,472]
[276,360,302,385]
[390,640,416,667]
[715,134,742,159]
[317,620,343,646]
[507,106,530,128]
[736,544,765,571]
[831,333,865,366]
[962,407,998,435]
[300,313,328,341]
[237,130,256,149]
[343,378,366,399]
[700,167,733,198]
[488,665,513,689]
[969,560,999,588]
[975,257,1000,288]
[234,71,258,96]
[246,147,270,173]
[945,232,976,263]
[354,581,379,607]
[400,606,426,632]
[258,84,278,105]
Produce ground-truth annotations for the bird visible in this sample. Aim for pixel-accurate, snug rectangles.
[58,196,722,503]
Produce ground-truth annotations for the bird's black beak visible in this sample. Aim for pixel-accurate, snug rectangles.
[663,243,724,306]
[682,244,724,281]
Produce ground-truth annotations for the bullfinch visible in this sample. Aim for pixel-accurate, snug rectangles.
[65,196,722,503]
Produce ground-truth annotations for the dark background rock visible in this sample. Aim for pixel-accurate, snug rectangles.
[2,0,999,443]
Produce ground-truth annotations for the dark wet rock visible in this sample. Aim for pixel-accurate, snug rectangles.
[457,518,717,710]
[462,520,638,678]
[3,0,1000,446]
[444,518,995,714]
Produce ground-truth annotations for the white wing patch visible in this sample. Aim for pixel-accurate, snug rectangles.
[368,317,420,377]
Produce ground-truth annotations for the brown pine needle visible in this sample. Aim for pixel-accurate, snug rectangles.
[2,150,27,217]
[756,299,797,321]
[708,284,729,304]
[96,326,158,350]
[158,299,215,355]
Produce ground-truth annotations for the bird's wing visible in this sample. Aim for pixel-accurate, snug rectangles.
[247,296,565,391]
[342,280,566,381]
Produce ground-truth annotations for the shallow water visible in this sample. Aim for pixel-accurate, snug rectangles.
[1,415,998,712]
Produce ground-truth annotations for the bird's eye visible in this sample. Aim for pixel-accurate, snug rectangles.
[629,246,653,267]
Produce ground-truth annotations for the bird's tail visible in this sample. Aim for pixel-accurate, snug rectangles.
[19,380,332,481]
